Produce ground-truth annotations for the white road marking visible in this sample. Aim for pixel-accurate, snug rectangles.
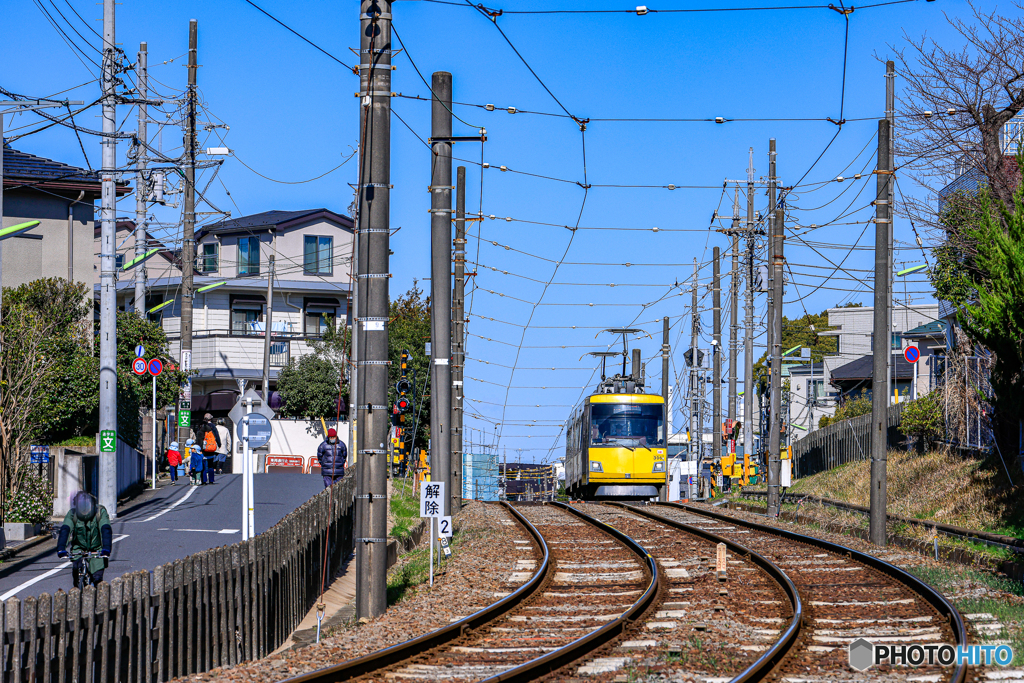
[132,484,201,523]
[156,528,240,534]
[0,535,129,600]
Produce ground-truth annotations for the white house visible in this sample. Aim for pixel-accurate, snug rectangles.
[109,208,354,407]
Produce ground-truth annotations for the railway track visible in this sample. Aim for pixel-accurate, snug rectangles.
[643,502,969,683]
[283,501,658,682]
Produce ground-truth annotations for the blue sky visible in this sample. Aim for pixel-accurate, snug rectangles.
[3,0,985,461]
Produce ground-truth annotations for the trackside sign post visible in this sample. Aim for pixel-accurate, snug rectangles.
[420,481,445,586]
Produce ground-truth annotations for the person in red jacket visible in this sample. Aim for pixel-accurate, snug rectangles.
[166,441,182,485]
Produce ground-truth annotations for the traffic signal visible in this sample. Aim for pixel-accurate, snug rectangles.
[397,396,411,413]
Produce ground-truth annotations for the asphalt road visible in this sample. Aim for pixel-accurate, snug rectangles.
[0,473,323,600]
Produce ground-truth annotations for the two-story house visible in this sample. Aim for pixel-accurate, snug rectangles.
[786,303,940,440]
[2,143,129,291]
[108,208,354,408]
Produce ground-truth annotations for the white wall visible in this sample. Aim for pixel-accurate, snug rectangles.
[269,419,350,461]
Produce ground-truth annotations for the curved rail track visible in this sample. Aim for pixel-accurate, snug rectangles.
[284,502,659,682]
[282,500,969,683]
[647,502,969,683]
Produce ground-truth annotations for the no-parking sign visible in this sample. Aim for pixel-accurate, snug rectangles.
[904,346,920,364]
[148,358,163,376]
[132,357,147,375]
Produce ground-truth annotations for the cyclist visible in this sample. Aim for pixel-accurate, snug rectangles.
[56,492,112,588]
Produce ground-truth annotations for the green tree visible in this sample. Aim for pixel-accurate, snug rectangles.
[387,283,431,452]
[753,308,855,388]
[902,391,944,452]
[277,354,343,419]
[958,156,1024,448]
[818,396,871,429]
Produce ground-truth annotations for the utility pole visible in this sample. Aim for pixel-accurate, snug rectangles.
[870,118,892,547]
[98,0,119,517]
[713,247,722,477]
[177,20,198,447]
[430,71,452,531]
[660,316,670,501]
[355,0,391,620]
[689,259,700,488]
[728,189,739,425]
[743,149,755,469]
[767,139,783,518]
[134,42,148,316]
[262,256,275,398]
[452,166,466,513]
[885,60,896,405]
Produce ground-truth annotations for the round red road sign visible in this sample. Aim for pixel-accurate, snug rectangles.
[132,357,147,375]
[148,358,163,376]
[904,346,920,363]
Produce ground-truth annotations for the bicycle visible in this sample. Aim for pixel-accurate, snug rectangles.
[67,550,106,590]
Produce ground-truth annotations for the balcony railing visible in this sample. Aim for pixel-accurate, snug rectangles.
[165,330,314,370]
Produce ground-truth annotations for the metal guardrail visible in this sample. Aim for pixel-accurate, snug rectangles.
[667,502,968,683]
[737,489,1024,555]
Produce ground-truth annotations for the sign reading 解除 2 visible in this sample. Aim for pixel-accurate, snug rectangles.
[420,481,445,517]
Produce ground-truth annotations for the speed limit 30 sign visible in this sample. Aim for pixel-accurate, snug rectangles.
[132,357,148,375]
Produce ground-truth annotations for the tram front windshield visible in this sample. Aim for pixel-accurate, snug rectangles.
[590,403,664,448]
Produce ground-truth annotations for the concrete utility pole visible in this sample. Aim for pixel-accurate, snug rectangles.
[262,256,275,399]
[355,0,392,620]
[134,42,148,316]
[177,20,198,447]
[885,60,896,405]
[452,166,466,513]
[743,149,755,467]
[713,247,722,471]
[729,189,739,425]
[689,259,700,483]
[98,0,119,517]
[660,316,670,501]
[870,118,892,547]
[767,139,783,518]
[430,71,453,530]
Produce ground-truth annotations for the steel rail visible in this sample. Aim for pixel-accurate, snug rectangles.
[608,502,802,683]
[477,501,661,683]
[664,502,969,683]
[281,501,550,683]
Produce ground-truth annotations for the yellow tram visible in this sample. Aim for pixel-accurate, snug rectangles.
[564,388,667,500]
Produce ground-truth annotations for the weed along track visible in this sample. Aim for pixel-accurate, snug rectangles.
[648,503,969,683]
[282,502,657,682]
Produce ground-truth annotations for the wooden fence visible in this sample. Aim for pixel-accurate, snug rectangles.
[791,403,907,478]
[1,475,355,683]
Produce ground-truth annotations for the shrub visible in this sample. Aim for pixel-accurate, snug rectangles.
[902,391,944,451]
[819,396,872,429]
[5,469,53,524]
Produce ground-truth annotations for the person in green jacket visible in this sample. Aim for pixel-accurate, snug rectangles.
[56,492,112,587]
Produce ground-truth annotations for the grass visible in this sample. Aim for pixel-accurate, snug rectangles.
[771,449,1024,539]
[907,564,1024,665]
[389,479,421,542]
[385,530,464,606]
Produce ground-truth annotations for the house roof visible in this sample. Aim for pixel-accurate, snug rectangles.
[903,320,946,338]
[831,354,915,381]
[3,144,129,196]
[788,362,826,376]
[197,209,353,238]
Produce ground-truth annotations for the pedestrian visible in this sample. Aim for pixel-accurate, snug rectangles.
[215,418,231,474]
[316,428,347,489]
[187,439,205,485]
[166,441,182,485]
[194,413,221,485]
[56,492,112,588]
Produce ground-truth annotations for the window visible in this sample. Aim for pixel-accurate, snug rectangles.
[303,298,340,336]
[231,296,265,335]
[589,403,665,448]
[200,243,219,273]
[891,333,902,351]
[238,236,260,276]
[811,379,825,399]
[304,235,333,275]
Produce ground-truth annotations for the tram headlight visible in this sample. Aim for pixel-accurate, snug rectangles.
[590,461,603,472]
[652,462,666,472]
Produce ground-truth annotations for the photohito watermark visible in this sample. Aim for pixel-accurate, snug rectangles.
[849,639,1014,671]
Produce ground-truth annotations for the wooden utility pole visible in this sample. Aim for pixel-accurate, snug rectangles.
[177,20,198,448]
[767,139,783,518]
